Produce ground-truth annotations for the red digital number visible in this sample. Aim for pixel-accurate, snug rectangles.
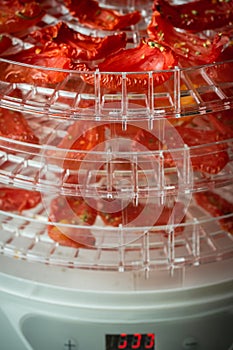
[118,334,127,349]
[145,334,155,349]
[131,333,142,349]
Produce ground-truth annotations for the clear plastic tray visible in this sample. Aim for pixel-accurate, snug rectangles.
[0,109,232,196]
[0,0,232,119]
[0,59,232,119]
[0,184,232,271]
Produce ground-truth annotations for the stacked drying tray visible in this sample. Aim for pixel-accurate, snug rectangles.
[0,0,232,274]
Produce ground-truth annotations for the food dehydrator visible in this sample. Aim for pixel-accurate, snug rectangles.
[0,0,232,349]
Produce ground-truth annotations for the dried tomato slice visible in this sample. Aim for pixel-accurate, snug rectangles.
[209,111,233,139]
[64,0,141,31]
[216,43,233,63]
[48,226,95,248]
[0,107,39,144]
[132,124,229,174]
[98,200,143,227]
[132,126,175,167]
[194,191,233,234]
[54,121,106,170]
[0,34,12,54]
[97,38,177,73]
[26,21,127,61]
[147,11,229,66]
[206,45,233,88]
[0,188,41,212]
[145,201,186,234]
[0,1,44,35]
[154,0,233,32]
[0,43,72,85]
[48,195,97,248]
[78,38,178,92]
[98,198,185,233]
[173,126,229,174]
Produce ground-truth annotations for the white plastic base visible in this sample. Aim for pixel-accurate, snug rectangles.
[0,304,232,350]
[0,255,232,350]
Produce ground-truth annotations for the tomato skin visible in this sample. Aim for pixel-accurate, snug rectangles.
[147,11,229,66]
[0,1,44,35]
[154,0,233,32]
[194,191,233,234]
[48,195,97,248]
[0,188,41,212]
[0,43,72,85]
[78,39,178,92]
[26,22,127,61]
[64,0,141,31]
[0,107,39,144]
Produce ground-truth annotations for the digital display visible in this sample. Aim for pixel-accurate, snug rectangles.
[106,333,155,350]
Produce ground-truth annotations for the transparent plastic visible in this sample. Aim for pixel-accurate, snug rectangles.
[0,185,233,270]
[0,107,232,194]
[0,0,232,274]
[0,59,232,119]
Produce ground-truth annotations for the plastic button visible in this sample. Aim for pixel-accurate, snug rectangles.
[63,338,77,350]
[182,337,199,349]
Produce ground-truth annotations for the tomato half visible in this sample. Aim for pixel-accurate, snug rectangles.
[0,188,41,212]
[206,45,233,88]
[194,191,233,234]
[132,127,175,168]
[0,107,39,144]
[209,111,233,139]
[98,198,185,233]
[64,0,141,31]
[154,0,233,32]
[48,226,96,248]
[0,43,72,85]
[174,126,229,174]
[49,196,97,226]
[132,124,229,174]
[98,200,144,227]
[54,121,106,170]
[78,38,178,92]
[26,21,127,60]
[0,1,44,35]
[48,195,97,248]
[147,11,229,66]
